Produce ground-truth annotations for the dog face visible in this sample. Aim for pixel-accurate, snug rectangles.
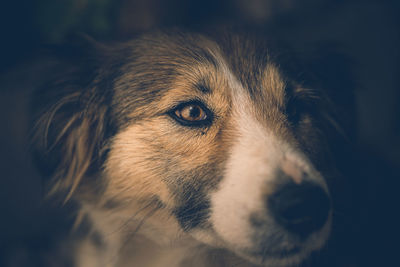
[34,31,339,266]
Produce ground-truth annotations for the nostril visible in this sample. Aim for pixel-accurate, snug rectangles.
[268,181,331,238]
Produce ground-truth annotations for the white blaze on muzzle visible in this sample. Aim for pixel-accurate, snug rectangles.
[209,93,330,256]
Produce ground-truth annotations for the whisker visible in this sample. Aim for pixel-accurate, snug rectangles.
[104,200,156,237]
[107,206,160,265]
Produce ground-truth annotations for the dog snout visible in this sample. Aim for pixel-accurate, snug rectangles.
[268,181,331,238]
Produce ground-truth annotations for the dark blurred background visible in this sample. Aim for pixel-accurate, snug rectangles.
[0,0,399,266]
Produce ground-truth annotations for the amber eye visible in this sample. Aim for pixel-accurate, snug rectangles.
[175,104,206,121]
[169,101,212,127]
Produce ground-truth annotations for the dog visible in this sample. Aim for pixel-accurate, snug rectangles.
[32,29,347,267]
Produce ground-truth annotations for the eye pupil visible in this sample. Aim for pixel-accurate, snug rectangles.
[189,106,201,118]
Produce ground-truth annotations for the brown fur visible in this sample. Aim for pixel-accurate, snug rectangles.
[32,29,347,267]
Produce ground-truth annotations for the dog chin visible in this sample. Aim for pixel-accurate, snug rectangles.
[217,242,307,267]
[190,231,312,267]
[191,216,331,267]
[240,223,331,266]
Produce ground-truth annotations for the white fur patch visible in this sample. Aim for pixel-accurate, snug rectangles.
[207,60,331,265]
[211,102,288,250]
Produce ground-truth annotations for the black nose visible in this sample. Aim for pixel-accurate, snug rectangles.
[268,182,331,238]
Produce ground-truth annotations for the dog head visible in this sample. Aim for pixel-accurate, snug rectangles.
[33,30,348,266]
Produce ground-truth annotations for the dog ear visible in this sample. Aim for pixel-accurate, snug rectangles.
[31,36,116,201]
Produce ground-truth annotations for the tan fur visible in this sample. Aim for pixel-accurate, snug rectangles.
[261,64,286,107]
[105,122,175,206]
[33,30,340,267]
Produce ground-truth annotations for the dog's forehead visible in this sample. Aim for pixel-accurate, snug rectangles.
[215,33,287,107]
[112,31,287,125]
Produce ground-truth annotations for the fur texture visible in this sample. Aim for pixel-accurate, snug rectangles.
[32,30,348,267]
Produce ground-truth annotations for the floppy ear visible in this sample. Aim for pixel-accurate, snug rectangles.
[31,37,116,201]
